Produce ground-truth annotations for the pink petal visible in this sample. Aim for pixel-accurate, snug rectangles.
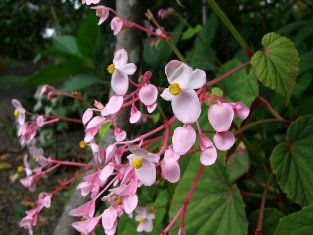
[160,88,174,101]
[185,69,206,89]
[105,144,117,163]
[172,125,196,154]
[119,63,137,75]
[200,147,217,166]
[230,102,250,120]
[147,103,157,113]
[114,127,126,141]
[111,70,129,95]
[105,95,124,115]
[69,199,95,218]
[12,99,23,109]
[199,134,214,151]
[130,105,141,124]
[139,84,158,106]
[123,195,138,214]
[164,60,192,88]
[84,131,94,143]
[85,0,101,5]
[99,163,114,182]
[111,17,123,35]
[36,115,44,127]
[111,179,137,196]
[135,160,156,186]
[86,116,106,130]
[213,131,235,151]
[208,102,234,132]
[102,207,117,229]
[128,146,160,163]
[164,146,180,164]
[82,108,93,125]
[172,90,201,124]
[161,161,180,183]
[113,49,128,68]
[72,216,100,234]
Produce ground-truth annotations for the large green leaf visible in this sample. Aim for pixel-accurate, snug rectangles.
[59,74,104,92]
[169,158,248,235]
[248,208,285,235]
[270,115,313,206]
[226,145,250,182]
[250,32,299,99]
[274,205,313,235]
[217,58,258,106]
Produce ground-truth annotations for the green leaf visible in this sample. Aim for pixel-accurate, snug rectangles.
[270,115,313,206]
[248,208,285,235]
[154,190,169,224]
[210,87,224,97]
[227,146,250,182]
[218,58,258,106]
[98,121,112,139]
[60,74,103,92]
[274,205,313,235]
[182,25,202,40]
[169,158,248,235]
[250,32,299,99]
[50,35,83,58]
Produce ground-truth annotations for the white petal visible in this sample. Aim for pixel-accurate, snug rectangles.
[160,88,174,101]
[185,69,206,89]
[172,90,201,124]
[123,195,138,214]
[136,160,156,186]
[165,60,192,88]
[119,63,137,75]
[111,70,129,96]
[113,49,128,68]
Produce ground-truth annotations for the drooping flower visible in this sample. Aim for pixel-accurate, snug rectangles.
[12,99,26,125]
[139,84,158,113]
[127,146,159,186]
[69,199,96,219]
[72,215,101,235]
[199,135,217,166]
[111,17,123,35]
[129,104,142,124]
[107,49,137,96]
[160,60,206,123]
[135,207,155,232]
[172,125,196,154]
[161,147,181,183]
[213,131,235,151]
[91,6,109,25]
[102,207,118,235]
[208,102,234,132]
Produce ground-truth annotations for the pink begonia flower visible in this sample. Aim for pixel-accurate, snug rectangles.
[172,125,196,154]
[107,49,137,96]
[127,146,160,186]
[130,104,142,124]
[99,163,115,182]
[111,16,123,35]
[199,135,217,166]
[93,100,105,109]
[72,215,101,235]
[208,102,234,132]
[161,147,181,183]
[101,95,124,116]
[19,208,38,235]
[213,131,235,151]
[135,207,155,232]
[230,102,250,120]
[158,7,177,19]
[77,171,106,198]
[105,144,117,163]
[139,84,158,106]
[102,207,118,235]
[69,199,96,219]
[28,146,48,167]
[20,167,42,192]
[161,60,206,124]
[18,116,44,145]
[12,99,26,125]
[82,108,93,125]
[90,142,106,164]
[82,0,101,5]
[147,103,157,113]
[91,5,109,25]
[114,127,127,141]
[84,116,107,143]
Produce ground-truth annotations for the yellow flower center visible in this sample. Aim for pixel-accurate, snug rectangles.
[115,197,122,205]
[168,83,181,96]
[131,157,143,169]
[139,217,146,223]
[96,8,103,15]
[14,109,20,117]
[79,140,87,149]
[17,165,24,174]
[107,64,116,74]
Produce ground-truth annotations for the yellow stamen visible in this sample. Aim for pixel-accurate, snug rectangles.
[79,140,87,149]
[168,83,181,96]
[17,165,24,174]
[14,109,20,117]
[115,197,122,205]
[131,157,143,169]
[96,8,103,15]
[139,217,145,223]
[107,64,116,74]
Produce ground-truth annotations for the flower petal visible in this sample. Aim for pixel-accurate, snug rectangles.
[208,102,234,132]
[200,147,217,166]
[230,102,250,120]
[139,84,158,106]
[213,131,235,151]
[130,105,141,124]
[160,88,174,101]
[135,160,156,186]
[164,146,180,163]
[119,63,137,75]
[172,125,196,154]
[123,195,138,214]
[172,90,201,124]
[165,60,192,88]
[69,199,95,218]
[82,108,93,125]
[111,70,129,95]
[110,17,123,35]
[102,207,117,229]
[113,49,128,68]
[185,69,206,89]
[105,95,124,115]
[72,216,100,234]
[147,103,157,113]
[161,161,180,183]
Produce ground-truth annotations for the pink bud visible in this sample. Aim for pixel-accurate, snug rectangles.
[213,131,235,151]
[111,17,123,35]
[139,84,158,106]
[208,102,234,132]
[172,125,196,154]
[130,105,141,124]
[230,102,250,120]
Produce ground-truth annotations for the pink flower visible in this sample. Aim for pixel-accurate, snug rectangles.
[69,199,96,219]
[72,215,101,235]
[19,208,38,235]
[161,147,181,183]
[77,171,105,198]
[114,127,127,141]
[199,135,217,166]
[139,84,158,113]
[84,116,107,143]
[82,108,93,125]
[129,104,142,124]
[111,17,123,35]
[108,49,137,96]
[135,207,155,232]
[91,6,109,25]
[172,125,196,154]
[230,102,250,120]
[161,60,206,123]
[101,95,124,116]
[102,207,118,235]
[20,167,42,192]
[213,131,235,151]
[208,102,234,132]
[12,99,25,125]
[127,146,160,186]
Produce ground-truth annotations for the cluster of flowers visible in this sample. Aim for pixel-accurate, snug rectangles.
[13,1,250,234]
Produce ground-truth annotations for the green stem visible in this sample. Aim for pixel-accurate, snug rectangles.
[167,39,187,63]
[207,0,253,57]
[235,119,288,136]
